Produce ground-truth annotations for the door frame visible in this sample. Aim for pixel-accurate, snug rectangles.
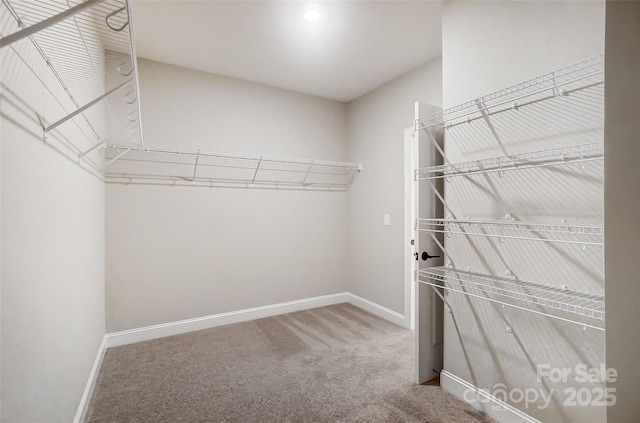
[405,102,445,384]
[404,126,418,331]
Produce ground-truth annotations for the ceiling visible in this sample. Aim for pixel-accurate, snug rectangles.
[131,1,442,102]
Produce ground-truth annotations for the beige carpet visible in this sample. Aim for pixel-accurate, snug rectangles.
[86,303,494,423]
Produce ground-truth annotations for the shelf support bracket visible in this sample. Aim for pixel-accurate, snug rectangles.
[475,99,509,156]
[423,126,450,165]
[429,233,455,267]
[429,285,453,312]
[78,139,108,164]
[551,72,560,97]
[429,181,457,219]
[103,148,132,169]
[301,161,315,186]
[251,156,263,185]
[191,151,200,184]
[44,79,131,138]
[0,0,108,48]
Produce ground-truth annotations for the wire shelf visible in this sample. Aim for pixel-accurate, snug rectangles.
[416,218,604,246]
[415,55,604,130]
[415,141,603,180]
[1,0,144,150]
[102,143,362,191]
[417,267,605,330]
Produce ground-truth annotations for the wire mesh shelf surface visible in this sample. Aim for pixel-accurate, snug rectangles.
[1,0,144,148]
[418,267,605,329]
[415,55,604,130]
[416,218,604,246]
[102,144,362,191]
[415,141,603,180]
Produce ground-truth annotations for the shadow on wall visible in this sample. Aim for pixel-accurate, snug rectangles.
[435,61,605,422]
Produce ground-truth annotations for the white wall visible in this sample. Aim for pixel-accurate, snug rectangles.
[604,1,640,421]
[442,1,605,107]
[1,25,106,423]
[106,59,350,332]
[346,59,442,315]
[441,1,605,422]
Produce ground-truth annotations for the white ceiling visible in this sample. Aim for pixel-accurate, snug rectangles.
[131,1,442,102]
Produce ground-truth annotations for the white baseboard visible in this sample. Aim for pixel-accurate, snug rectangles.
[106,292,353,348]
[440,370,541,423]
[106,292,406,348]
[347,293,408,328]
[74,335,107,423]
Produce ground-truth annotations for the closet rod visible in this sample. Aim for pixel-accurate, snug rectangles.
[2,2,100,144]
[44,79,131,136]
[0,0,107,48]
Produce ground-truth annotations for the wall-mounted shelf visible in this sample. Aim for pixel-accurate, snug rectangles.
[415,55,604,131]
[415,141,603,180]
[413,56,606,391]
[1,2,361,192]
[416,218,604,246]
[1,0,144,166]
[102,143,362,191]
[418,267,604,330]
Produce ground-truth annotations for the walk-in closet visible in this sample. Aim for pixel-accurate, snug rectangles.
[1,1,638,422]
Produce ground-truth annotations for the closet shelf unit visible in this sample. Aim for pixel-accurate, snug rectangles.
[415,141,603,180]
[413,55,605,330]
[416,218,604,246]
[1,0,145,169]
[417,267,605,330]
[102,143,362,191]
[0,0,362,191]
[415,55,604,131]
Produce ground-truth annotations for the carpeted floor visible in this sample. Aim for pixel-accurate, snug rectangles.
[86,303,494,422]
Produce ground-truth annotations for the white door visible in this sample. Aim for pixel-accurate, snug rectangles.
[409,102,444,384]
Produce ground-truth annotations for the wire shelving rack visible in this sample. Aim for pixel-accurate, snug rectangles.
[412,55,605,336]
[1,1,362,191]
[415,142,603,180]
[102,143,362,191]
[1,0,144,162]
[418,267,605,330]
[416,218,604,246]
[415,55,604,131]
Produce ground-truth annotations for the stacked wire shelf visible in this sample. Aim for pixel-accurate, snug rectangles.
[102,143,362,191]
[416,218,604,246]
[1,0,144,171]
[417,267,605,330]
[415,141,603,180]
[1,1,362,191]
[415,56,604,131]
[413,55,605,330]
